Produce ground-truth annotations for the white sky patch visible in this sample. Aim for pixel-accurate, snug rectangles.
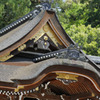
[63,0,66,2]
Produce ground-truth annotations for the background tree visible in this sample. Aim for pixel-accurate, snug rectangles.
[0,0,31,28]
[85,0,100,27]
[56,0,100,56]
[66,25,100,56]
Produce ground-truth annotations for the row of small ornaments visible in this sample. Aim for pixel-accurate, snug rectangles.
[0,13,33,34]
[0,82,50,96]
[33,52,59,62]
[0,87,38,96]
[0,4,51,35]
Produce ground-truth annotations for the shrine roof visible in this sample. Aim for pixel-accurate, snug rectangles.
[0,11,45,51]
[0,58,99,83]
[0,3,100,87]
[0,3,52,51]
[88,55,100,64]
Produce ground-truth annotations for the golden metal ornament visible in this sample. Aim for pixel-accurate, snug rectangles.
[30,23,63,46]
[35,87,39,91]
[56,73,79,81]
[92,93,95,97]
[43,24,50,32]
[44,36,48,41]
[18,44,26,51]
[0,44,26,62]
[15,85,24,92]
[0,53,14,62]
[44,42,47,46]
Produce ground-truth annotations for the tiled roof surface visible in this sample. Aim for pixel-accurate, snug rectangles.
[0,3,53,51]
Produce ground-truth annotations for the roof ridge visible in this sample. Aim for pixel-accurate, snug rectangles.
[0,3,52,36]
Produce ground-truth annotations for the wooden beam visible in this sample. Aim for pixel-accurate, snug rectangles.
[23,93,71,100]
[71,92,92,100]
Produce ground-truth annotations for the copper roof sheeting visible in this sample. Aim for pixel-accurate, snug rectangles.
[88,55,100,64]
[0,11,45,51]
[0,58,99,83]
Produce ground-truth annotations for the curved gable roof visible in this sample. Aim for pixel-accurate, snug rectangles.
[0,11,45,51]
[0,3,99,81]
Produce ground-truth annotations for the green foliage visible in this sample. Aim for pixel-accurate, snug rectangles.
[0,0,31,29]
[66,25,100,56]
[58,0,100,28]
[57,1,89,29]
[84,0,100,27]
[56,0,100,56]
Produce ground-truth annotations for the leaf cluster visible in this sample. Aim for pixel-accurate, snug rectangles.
[56,0,100,56]
[66,25,100,56]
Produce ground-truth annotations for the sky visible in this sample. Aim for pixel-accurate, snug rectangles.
[63,0,66,2]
